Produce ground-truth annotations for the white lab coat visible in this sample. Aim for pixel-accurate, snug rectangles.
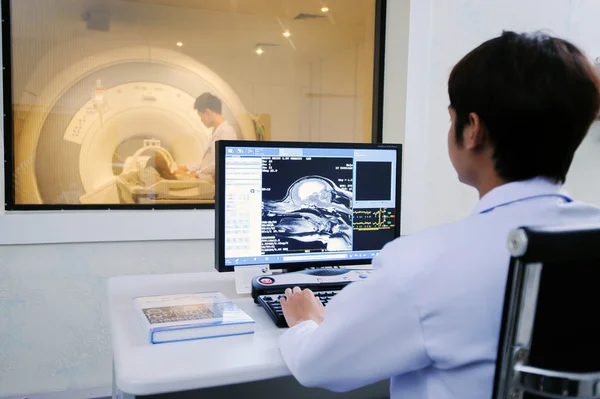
[279,178,600,398]
[187,121,238,178]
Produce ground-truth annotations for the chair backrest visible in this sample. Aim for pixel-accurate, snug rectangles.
[493,225,600,399]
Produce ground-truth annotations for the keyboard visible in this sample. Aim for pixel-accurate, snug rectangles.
[257,290,340,328]
[250,268,373,328]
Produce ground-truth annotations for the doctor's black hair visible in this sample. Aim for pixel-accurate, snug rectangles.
[194,92,222,114]
[448,30,600,183]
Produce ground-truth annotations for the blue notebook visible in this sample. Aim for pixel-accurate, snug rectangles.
[134,292,255,344]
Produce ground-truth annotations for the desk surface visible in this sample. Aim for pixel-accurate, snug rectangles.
[108,272,289,396]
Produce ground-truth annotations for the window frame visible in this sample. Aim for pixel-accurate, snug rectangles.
[1,0,387,212]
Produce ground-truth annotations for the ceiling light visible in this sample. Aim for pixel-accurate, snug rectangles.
[176,41,183,47]
[256,47,264,55]
[321,6,329,12]
[283,30,291,38]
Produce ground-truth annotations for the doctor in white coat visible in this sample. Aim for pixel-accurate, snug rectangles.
[177,92,238,180]
[278,31,600,398]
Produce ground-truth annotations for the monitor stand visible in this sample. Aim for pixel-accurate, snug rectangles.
[234,264,271,295]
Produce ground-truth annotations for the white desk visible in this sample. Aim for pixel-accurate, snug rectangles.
[108,272,389,398]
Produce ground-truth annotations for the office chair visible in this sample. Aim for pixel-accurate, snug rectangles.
[493,225,600,399]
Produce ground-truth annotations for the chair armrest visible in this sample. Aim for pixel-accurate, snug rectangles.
[515,363,600,398]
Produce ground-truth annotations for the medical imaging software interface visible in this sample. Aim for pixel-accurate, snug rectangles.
[223,145,398,267]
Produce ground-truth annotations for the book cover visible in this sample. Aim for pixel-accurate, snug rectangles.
[134,292,255,344]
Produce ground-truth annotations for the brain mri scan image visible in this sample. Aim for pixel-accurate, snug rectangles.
[262,175,353,252]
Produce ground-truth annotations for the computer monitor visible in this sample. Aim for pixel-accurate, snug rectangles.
[214,140,402,272]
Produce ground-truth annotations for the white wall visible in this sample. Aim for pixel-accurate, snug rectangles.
[402,0,600,235]
[0,240,214,398]
[382,0,409,146]
[565,122,600,204]
[308,45,365,143]
[0,2,411,398]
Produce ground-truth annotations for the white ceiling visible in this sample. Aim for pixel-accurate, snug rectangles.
[10,0,377,62]
[124,0,375,26]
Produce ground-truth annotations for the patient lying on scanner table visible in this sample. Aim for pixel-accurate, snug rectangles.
[117,150,215,204]
[139,152,186,184]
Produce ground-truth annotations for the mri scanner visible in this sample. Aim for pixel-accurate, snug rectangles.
[15,44,255,205]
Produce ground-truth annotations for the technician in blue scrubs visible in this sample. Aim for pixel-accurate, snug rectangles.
[278,31,600,398]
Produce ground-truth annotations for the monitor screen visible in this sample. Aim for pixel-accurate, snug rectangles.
[214,140,402,272]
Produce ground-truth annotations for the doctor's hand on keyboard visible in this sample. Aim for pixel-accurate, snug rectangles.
[257,287,339,327]
[279,286,325,328]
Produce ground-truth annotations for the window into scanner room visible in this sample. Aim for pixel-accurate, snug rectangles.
[4,0,385,209]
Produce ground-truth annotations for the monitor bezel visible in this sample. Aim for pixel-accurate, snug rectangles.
[215,140,402,272]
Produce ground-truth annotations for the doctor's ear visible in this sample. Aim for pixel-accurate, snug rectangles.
[463,112,486,150]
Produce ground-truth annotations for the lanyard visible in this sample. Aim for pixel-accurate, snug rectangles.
[479,193,573,214]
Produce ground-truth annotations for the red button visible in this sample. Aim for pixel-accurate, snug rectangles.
[259,277,274,285]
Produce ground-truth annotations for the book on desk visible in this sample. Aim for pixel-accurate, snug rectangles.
[134,292,255,344]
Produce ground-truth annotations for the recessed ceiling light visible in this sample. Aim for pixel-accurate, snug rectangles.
[176,41,183,47]
[283,30,291,38]
[256,47,264,55]
[321,6,329,12]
